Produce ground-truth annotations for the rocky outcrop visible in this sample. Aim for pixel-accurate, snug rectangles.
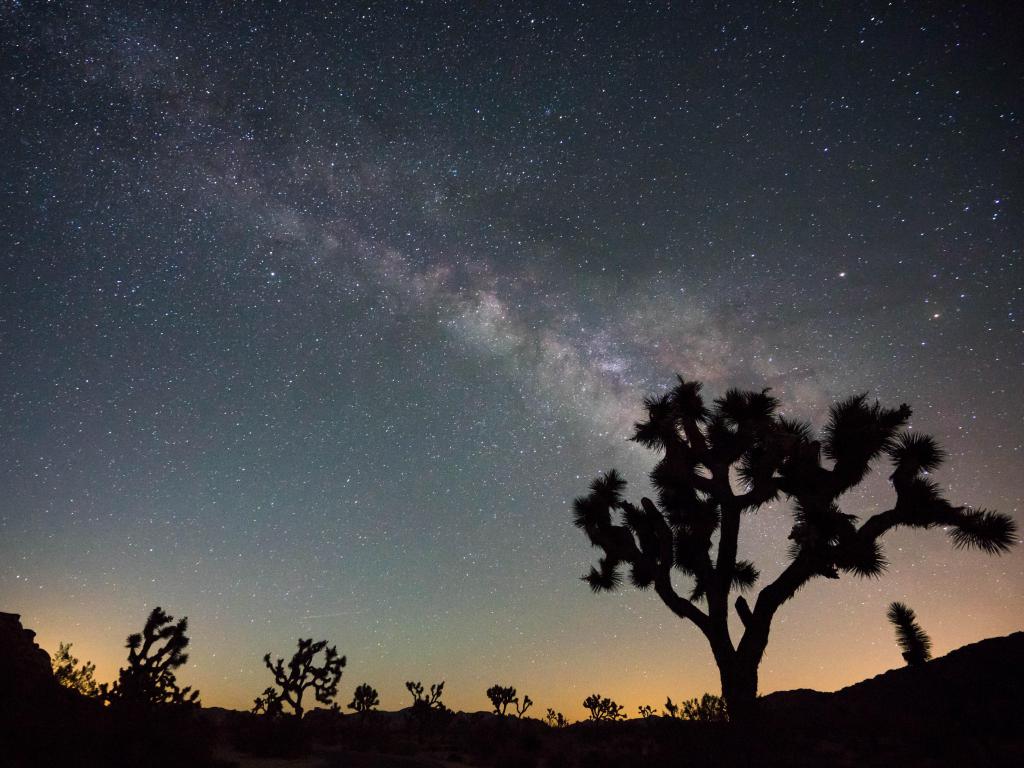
[0,612,58,707]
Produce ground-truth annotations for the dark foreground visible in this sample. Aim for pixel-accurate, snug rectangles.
[2,613,1021,768]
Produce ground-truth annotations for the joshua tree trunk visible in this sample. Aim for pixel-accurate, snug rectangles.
[717,653,759,723]
[706,606,765,723]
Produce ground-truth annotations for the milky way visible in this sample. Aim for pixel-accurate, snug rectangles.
[1,2,1021,716]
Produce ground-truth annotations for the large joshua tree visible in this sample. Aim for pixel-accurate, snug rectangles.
[572,378,1016,720]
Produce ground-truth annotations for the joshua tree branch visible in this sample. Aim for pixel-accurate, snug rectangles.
[735,596,753,628]
[855,508,900,543]
[734,481,779,510]
[654,573,709,633]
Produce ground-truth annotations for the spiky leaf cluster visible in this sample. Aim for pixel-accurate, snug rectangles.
[886,602,932,666]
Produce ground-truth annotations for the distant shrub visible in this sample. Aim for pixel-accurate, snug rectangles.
[664,693,728,722]
[51,642,100,697]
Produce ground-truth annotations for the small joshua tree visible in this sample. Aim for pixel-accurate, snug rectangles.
[485,684,533,717]
[572,378,1017,720]
[252,687,283,716]
[638,704,655,719]
[103,607,199,707]
[664,697,680,718]
[486,684,517,716]
[261,638,346,718]
[406,680,446,709]
[348,683,380,715]
[583,693,626,722]
[51,642,100,697]
[545,708,568,728]
[887,601,932,666]
[515,694,533,718]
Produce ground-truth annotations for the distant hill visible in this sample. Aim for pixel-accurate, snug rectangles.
[758,632,1024,766]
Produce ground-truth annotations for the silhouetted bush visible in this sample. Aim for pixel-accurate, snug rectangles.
[51,642,100,697]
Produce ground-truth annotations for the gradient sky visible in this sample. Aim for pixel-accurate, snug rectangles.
[1,2,1022,719]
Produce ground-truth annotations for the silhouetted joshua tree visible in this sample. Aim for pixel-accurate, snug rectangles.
[583,693,625,722]
[51,642,100,697]
[545,708,568,728]
[638,704,655,719]
[887,601,932,666]
[348,683,380,714]
[486,684,517,715]
[485,684,533,717]
[515,693,533,717]
[260,638,346,717]
[406,680,446,709]
[252,687,283,716]
[103,606,200,707]
[572,378,1016,721]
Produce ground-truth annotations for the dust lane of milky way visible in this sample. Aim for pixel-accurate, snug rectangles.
[1,2,1021,717]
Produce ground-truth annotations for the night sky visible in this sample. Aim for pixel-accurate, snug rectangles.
[2,2,1022,718]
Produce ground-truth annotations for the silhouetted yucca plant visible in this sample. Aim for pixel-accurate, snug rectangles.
[887,602,932,666]
[571,378,1017,720]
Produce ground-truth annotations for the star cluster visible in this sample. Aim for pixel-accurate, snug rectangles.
[1,2,1021,717]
